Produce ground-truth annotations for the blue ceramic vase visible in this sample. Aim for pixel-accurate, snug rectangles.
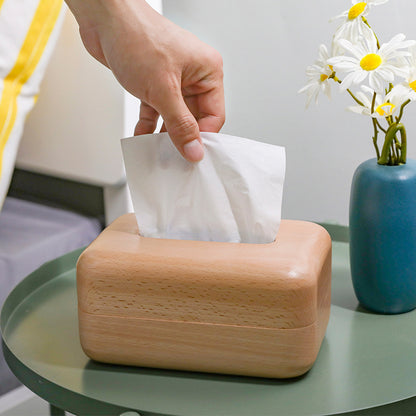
[349,158,416,314]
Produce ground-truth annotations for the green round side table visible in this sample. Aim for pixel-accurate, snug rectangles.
[2,226,416,416]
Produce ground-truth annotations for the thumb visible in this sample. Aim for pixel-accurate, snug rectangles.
[157,93,204,162]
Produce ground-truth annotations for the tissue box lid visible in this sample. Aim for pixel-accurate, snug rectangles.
[77,214,331,331]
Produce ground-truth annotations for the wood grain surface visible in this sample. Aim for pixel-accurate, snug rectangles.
[77,214,331,378]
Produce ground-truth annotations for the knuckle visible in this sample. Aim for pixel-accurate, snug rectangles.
[143,70,180,106]
[169,114,198,140]
[206,48,224,75]
[213,49,224,68]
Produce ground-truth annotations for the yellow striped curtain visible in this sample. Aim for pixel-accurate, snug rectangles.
[0,0,65,210]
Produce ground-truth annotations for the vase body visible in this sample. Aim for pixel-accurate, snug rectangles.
[349,158,416,314]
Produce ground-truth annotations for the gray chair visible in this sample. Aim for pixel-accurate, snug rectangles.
[0,195,102,395]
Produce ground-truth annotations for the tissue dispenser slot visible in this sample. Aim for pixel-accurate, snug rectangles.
[77,214,331,378]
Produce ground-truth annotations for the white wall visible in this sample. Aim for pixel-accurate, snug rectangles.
[163,0,416,225]
[16,0,162,187]
[17,9,130,187]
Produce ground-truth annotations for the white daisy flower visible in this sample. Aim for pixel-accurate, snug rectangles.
[331,32,346,57]
[405,75,416,100]
[386,83,415,105]
[396,46,416,101]
[298,44,334,107]
[328,32,415,93]
[407,45,416,68]
[332,0,388,43]
[348,85,410,118]
[348,85,384,117]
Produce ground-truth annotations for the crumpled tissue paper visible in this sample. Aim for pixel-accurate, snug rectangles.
[121,132,285,243]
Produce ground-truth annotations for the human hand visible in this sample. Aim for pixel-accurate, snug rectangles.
[66,0,225,162]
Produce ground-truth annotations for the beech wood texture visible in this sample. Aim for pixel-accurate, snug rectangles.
[77,214,331,378]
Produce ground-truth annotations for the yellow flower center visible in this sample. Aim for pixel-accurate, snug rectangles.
[360,53,382,71]
[320,65,334,82]
[348,2,367,20]
[375,102,396,117]
[409,79,416,92]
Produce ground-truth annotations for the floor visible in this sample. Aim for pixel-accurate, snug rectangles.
[0,386,74,416]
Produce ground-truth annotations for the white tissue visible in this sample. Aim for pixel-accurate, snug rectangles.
[121,132,285,243]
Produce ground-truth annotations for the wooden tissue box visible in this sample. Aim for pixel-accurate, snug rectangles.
[77,214,331,378]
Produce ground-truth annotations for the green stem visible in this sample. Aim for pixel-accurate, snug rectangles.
[371,92,376,113]
[347,88,364,106]
[370,92,381,159]
[372,118,381,160]
[362,17,380,49]
[375,119,387,134]
[390,142,397,164]
[332,76,365,106]
[401,125,407,164]
[396,99,411,123]
[378,123,407,165]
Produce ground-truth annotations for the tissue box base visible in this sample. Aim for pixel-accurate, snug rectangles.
[77,214,331,378]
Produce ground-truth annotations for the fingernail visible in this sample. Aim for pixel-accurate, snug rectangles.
[183,139,204,162]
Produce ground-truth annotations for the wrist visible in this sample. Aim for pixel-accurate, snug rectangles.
[65,0,150,34]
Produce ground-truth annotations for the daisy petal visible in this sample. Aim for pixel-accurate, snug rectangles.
[369,72,384,93]
[376,67,394,83]
[318,44,329,61]
[353,70,369,84]
[337,39,363,59]
[340,71,361,91]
